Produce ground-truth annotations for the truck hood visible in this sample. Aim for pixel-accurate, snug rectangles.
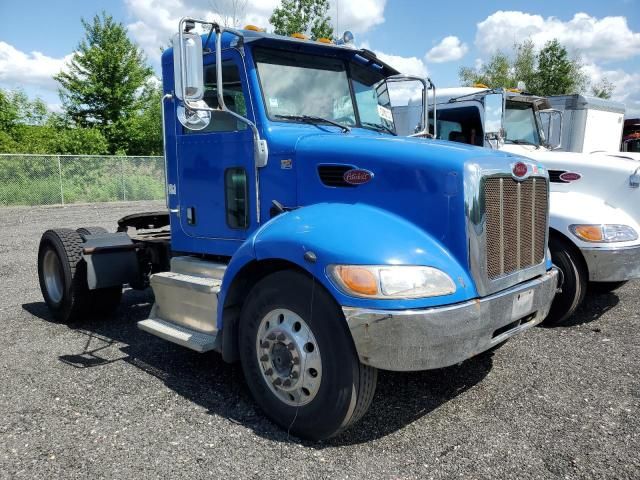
[501,143,640,225]
[288,129,537,269]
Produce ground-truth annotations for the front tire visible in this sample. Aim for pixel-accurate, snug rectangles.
[543,236,587,326]
[238,270,377,440]
[38,229,122,323]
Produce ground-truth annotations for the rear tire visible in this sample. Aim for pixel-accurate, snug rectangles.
[589,281,628,294]
[76,226,108,239]
[238,270,377,440]
[543,236,587,326]
[38,229,122,323]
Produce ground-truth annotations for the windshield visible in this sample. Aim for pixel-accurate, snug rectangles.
[254,48,395,133]
[504,101,541,145]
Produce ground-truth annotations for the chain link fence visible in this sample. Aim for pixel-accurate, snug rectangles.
[0,154,165,206]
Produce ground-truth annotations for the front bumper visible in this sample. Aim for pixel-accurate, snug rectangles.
[342,268,558,372]
[581,245,640,282]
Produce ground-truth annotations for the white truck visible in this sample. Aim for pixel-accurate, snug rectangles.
[543,94,626,154]
[393,87,640,324]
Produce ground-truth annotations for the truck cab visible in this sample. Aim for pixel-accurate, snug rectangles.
[393,87,640,324]
[36,21,558,440]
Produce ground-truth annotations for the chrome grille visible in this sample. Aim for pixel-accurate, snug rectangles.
[484,176,548,279]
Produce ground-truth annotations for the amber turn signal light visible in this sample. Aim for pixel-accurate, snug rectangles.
[334,266,378,296]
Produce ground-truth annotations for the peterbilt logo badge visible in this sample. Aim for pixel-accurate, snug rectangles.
[343,169,374,185]
[512,162,528,180]
[559,172,581,182]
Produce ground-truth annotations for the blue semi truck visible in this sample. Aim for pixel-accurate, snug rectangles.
[37,19,558,440]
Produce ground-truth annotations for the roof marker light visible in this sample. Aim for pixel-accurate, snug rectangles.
[473,83,489,89]
[291,32,308,40]
[244,25,263,31]
[317,37,333,44]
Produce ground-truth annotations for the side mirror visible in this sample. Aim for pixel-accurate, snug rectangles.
[173,30,205,101]
[484,93,505,145]
[539,109,563,150]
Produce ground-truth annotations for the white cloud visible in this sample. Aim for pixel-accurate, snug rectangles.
[0,41,72,91]
[425,36,468,63]
[125,0,387,65]
[582,62,640,116]
[373,51,428,77]
[333,0,386,34]
[476,11,640,61]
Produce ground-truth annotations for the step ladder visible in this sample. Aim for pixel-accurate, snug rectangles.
[138,256,227,353]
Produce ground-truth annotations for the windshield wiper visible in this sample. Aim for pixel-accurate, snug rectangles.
[275,114,350,133]
[361,121,396,136]
[505,138,540,149]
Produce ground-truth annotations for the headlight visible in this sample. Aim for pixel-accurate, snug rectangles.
[328,265,456,299]
[570,224,638,243]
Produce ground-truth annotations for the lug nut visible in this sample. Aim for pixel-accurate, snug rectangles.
[260,341,270,348]
[273,378,282,386]
[290,371,299,379]
[260,354,269,362]
[283,379,292,387]
[265,368,273,376]
[277,333,286,341]
[292,357,300,365]
[267,333,276,341]
[287,343,295,351]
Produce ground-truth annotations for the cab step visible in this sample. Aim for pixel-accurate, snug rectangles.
[138,317,218,352]
[137,256,228,352]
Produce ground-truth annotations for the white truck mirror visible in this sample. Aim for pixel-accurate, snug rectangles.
[539,109,563,150]
[173,29,205,101]
[484,93,505,145]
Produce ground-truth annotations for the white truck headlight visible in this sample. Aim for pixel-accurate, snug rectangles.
[329,265,456,299]
[570,224,638,243]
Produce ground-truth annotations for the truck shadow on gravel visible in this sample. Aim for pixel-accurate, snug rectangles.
[540,292,620,329]
[23,290,492,446]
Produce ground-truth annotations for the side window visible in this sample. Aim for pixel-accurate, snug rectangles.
[225,167,248,229]
[185,60,248,134]
[433,106,484,145]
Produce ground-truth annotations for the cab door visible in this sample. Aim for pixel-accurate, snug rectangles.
[176,50,256,241]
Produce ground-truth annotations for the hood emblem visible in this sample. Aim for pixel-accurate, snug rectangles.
[512,161,529,181]
[343,169,374,185]
[559,171,582,182]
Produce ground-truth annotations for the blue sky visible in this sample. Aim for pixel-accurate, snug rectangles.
[1,0,639,114]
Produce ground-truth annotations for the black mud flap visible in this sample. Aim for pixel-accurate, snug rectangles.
[81,233,140,289]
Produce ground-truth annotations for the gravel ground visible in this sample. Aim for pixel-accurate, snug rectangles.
[1,201,639,479]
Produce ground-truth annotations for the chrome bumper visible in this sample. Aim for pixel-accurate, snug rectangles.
[581,245,640,282]
[342,268,558,372]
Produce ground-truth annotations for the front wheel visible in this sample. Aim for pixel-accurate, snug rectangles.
[543,236,587,326]
[239,270,377,440]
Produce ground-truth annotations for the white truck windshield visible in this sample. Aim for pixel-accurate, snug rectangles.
[504,101,541,146]
[254,48,395,134]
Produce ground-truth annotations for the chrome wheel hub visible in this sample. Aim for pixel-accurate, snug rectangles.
[256,308,322,406]
[43,249,64,304]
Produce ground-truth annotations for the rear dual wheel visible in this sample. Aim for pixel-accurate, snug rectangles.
[239,270,377,440]
[37,228,122,323]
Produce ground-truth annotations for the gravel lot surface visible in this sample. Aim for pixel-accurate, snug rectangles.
[1,201,639,479]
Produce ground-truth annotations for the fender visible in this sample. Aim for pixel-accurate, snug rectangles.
[549,190,640,250]
[217,203,477,327]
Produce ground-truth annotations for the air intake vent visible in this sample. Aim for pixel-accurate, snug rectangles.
[548,170,567,183]
[318,165,356,188]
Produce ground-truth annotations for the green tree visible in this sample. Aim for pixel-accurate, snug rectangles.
[536,39,586,96]
[590,78,614,99]
[459,39,587,96]
[55,12,154,153]
[124,83,164,156]
[270,0,333,40]
[459,51,513,89]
